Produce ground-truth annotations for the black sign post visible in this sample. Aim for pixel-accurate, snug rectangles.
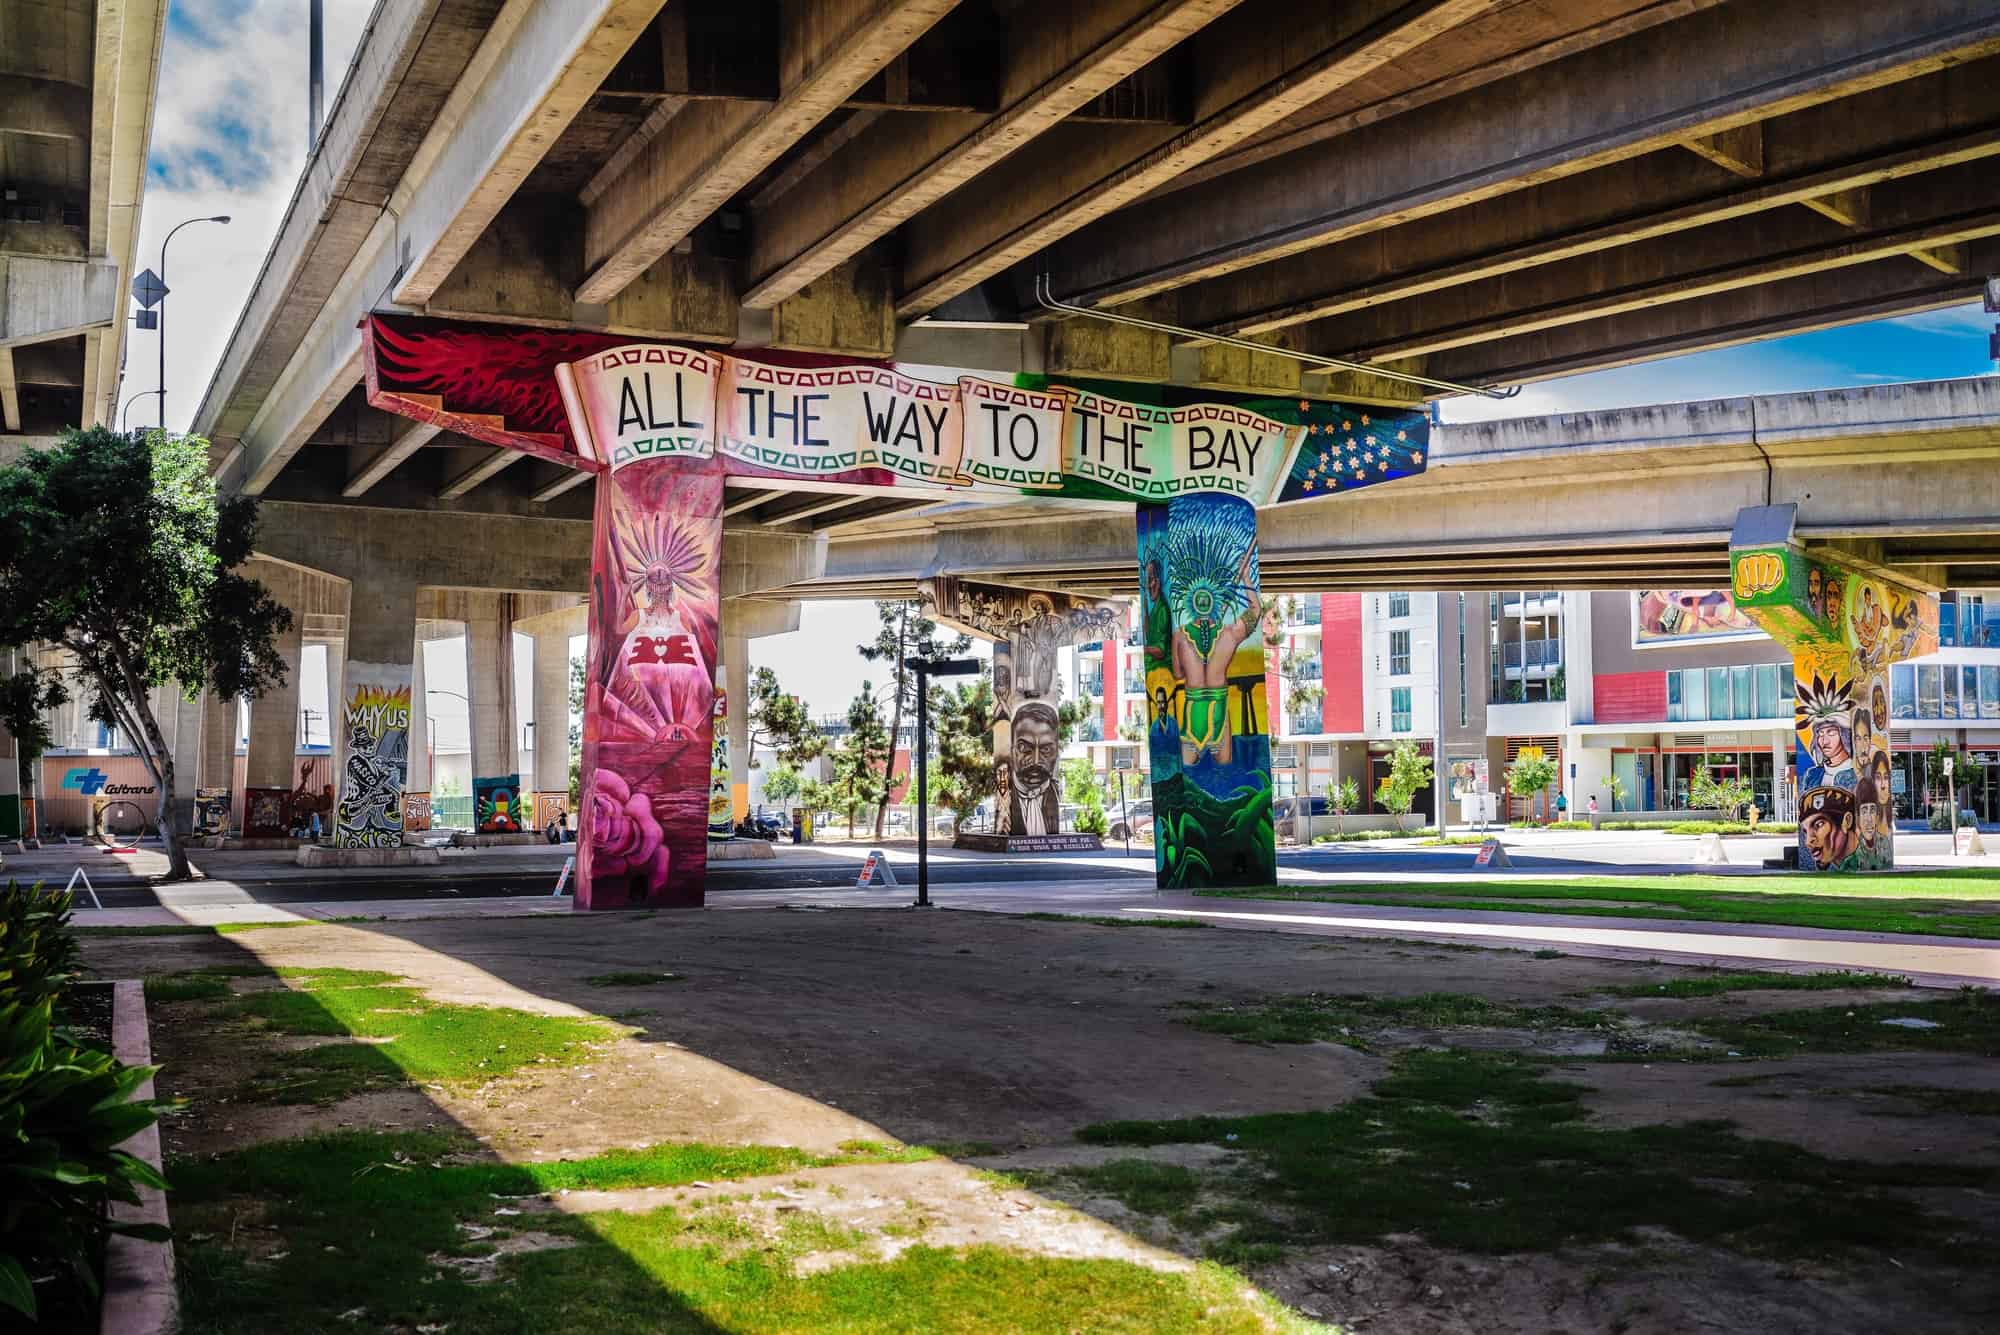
[904,655,981,908]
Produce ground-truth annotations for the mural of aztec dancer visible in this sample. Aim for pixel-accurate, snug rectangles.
[334,674,411,848]
[1137,493,1276,889]
[1730,541,1938,872]
[576,455,723,908]
[358,315,1430,907]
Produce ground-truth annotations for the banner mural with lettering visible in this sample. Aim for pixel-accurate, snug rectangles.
[1731,546,1938,872]
[335,670,411,848]
[1137,493,1276,889]
[577,454,723,909]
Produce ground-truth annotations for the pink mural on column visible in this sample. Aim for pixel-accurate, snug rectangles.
[576,456,723,909]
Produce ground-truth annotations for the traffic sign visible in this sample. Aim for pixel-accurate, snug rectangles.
[132,268,168,308]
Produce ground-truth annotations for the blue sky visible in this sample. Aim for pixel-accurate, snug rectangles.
[134,3,1995,714]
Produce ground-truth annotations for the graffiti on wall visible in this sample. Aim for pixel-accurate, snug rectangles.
[474,774,526,833]
[1732,546,1938,871]
[335,674,412,848]
[243,787,290,839]
[708,685,733,840]
[404,792,432,833]
[922,578,1123,839]
[1136,493,1275,888]
[1633,590,1763,644]
[578,457,723,907]
[193,788,232,837]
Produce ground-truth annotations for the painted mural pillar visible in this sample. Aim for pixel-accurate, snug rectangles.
[1135,492,1276,889]
[332,585,418,848]
[576,453,724,909]
[465,594,528,836]
[1729,506,1938,871]
[243,561,304,835]
[921,577,1126,851]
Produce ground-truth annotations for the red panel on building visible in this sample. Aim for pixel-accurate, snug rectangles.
[1594,671,1668,724]
[1102,638,1120,742]
[1322,594,1363,734]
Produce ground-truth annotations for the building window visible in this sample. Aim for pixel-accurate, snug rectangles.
[1390,687,1412,733]
[1684,667,1707,722]
[1667,670,1684,723]
[1732,665,1753,721]
[1707,667,1729,721]
[1984,666,2000,721]
[1943,666,1961,720]
[1389,630,1411,676]
[1918,664,1941,717]
[1967,666,1983,720]
[1388,592,1410,618]
[1893,664,1916,719]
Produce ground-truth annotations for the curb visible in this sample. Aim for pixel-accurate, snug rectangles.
[101,979,176,1335]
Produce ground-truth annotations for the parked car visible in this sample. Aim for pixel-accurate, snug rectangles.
[1109,800,1154,841]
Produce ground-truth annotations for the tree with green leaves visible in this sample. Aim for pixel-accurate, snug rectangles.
[0,428,291,879]
[1330,775,1361,836]
[760,762,802,808]
[1374,739,1434,832]
[828,684,892,837]
[932,676,999,832]
[0,666,62,825]
[1602,771,1627,815]
[746,664,825,773]
[1061,755,1109,835]
[1688,764,1753,818]
[1508,750,1560,824]
[858,601,970,838]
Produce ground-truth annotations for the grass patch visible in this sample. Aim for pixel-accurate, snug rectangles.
[174,1131,1301,1334]
[144,973,235,1003]
[1418,834,1494,846]
[1179,991,1611,1048]
[77,920,324,937]
[1607,969,1915,999]
[585,971,686,987]
[1077,1048,1988,1262]
[1012,913,1212,929]
[1071,1160,1202,1218]
[1693,990,2000,1058]
[1199,869,2000,939]
[1863,1084,2000,1116]
[223,966,612,1086]
[920,1140,1002,1158]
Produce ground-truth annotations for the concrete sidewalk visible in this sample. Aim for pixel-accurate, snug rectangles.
[70,877,2000,992]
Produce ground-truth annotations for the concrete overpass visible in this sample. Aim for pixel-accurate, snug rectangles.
[0,0,166,443]
[194,0,2000,533]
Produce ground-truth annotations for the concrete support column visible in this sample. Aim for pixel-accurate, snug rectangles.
[164,687,205,838]
[0,648,19,839]
[1136,494,1276,889]
[1730,510,1939,871]
[194,690,237,834]
[724,640,749,822]
[406,634,430,796]
[577,458,725,910]
[332,583,419,848]
[530,620,577,823]
[464,593,523,831]
[244,563,305,821]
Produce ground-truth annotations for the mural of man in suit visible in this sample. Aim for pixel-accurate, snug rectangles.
[1008,702,1061,836]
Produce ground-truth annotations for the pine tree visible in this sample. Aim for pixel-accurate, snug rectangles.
[932,676,999,831]
[829,684,892,837]
[858,601,969,838]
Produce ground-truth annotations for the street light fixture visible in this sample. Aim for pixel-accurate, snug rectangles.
[120,389,162,432]
[157,215,232,430]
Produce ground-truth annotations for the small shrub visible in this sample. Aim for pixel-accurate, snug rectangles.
[0,882,173,1323]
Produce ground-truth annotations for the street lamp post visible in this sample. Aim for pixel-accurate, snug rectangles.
[158,215,231,430]
[121,389,162,432]
[902,655,981,909]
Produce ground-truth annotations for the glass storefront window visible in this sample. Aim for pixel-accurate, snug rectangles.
[1732,666,1752,721]
[1919,664,1941,717]
[1753,665,1773,719]
[1894,664,1916,719]
[1707,668,1729,721]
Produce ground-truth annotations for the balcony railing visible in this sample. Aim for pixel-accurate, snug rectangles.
[1501,637,1563,671]
[1287,601,1322,626]
[1286,658,1322,679]
[1288,713,1321,736]
[1079,674,1104,696]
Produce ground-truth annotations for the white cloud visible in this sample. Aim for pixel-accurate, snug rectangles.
[132,0,372,433]
[1884,302,1993,338]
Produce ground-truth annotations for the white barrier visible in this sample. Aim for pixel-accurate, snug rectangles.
[856,849,899,887]
[552,856,575,897]
[63,865,104,911]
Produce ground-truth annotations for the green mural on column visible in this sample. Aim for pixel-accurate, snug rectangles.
[1137,493,1277,889]
[1729,513,1938,871]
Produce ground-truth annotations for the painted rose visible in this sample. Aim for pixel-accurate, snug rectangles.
[586,768,669,893]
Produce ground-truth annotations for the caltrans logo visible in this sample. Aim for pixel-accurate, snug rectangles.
[63,767,109,794]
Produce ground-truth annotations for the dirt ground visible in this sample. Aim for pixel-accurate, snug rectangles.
[87,907,2000,1333]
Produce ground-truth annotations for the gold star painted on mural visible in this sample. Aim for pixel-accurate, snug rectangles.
[1299,400,1311,412]
[1411,451,1423,464]
[1342,420,1352,431]
[1318,451,1330,466]
[1302,479,1315,491]
[1361,414,1371,426]
[1397,430,1408,442]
